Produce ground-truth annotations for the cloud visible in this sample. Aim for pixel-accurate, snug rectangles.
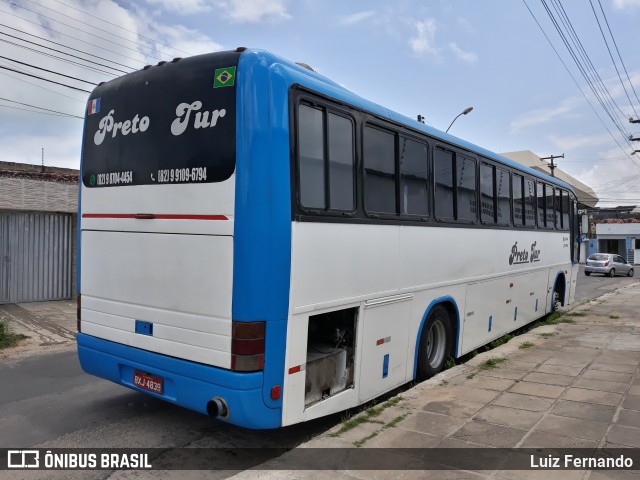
[612,0,640,9]
[215,0,291,23]
[409,18,438,55]
[145,0,211,14]
[337,11,375,26]
[510,97,583,132]
[546,133,612,151]
[449,42,477,63]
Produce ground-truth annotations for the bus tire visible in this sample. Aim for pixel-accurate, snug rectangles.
[416,305,453,381]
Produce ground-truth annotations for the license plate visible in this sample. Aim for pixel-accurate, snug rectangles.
[133,371,163,394]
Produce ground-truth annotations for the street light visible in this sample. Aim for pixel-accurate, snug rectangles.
[446,107,473,133]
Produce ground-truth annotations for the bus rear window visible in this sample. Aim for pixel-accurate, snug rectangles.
[81,51,239,188]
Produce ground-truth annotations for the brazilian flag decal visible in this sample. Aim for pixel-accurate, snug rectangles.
[214,66,236,88]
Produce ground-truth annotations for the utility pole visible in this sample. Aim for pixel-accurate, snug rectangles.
[540,153,564,177]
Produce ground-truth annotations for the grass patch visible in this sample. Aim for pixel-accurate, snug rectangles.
[330,395,404,437]
[478,357,507,371]
[445,357,456,369]
[519,341,535,349]
[354,431,378,448]
[384,413,409,430]
[466,372,476,380]
[565,312,587,317]
[609,315,619,319]
[0,319,28,350]
[538,332,554,338]
[489,334,512,349]
[439,380,449,387]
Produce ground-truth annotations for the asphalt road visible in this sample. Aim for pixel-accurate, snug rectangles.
[0,266,637,478]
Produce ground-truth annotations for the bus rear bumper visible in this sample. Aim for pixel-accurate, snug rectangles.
[77,333,282,429]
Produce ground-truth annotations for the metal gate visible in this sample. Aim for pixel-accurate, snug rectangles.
[0,212,73,304]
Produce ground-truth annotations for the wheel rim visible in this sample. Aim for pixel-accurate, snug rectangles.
[427,318,447,367]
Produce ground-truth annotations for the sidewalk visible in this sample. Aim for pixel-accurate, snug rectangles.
[230,283,640,480]
[0,300,76,358]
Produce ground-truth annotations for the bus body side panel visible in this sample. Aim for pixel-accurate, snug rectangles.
[233,52,293,417]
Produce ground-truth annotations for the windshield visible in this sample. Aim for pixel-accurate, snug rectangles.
[81,51,239,188]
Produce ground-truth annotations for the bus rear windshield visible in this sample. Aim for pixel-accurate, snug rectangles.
[81,51,239,188]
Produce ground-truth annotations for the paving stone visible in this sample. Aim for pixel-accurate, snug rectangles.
[582,368,634,383]
[448,386,500,404]
[364,426,439,448]
[542,357,590,368]
[398,411,466,437]
[451,420,527,447]
[622,395,640,411]
[629,385,640,396]
[549,400,616,423]
[462,375,514,391]
[523,371,575,386]
[596,355,639,367]
[473,405,543,429]
[507,360,539,371]
[607,424,640,448]
[562,387,623,406]
[572,377,629,394]
[590,362,637,374]
[519,431,599,448]
[533,414,608,442]
[535,363,583,376]
[421,399,485,418]
[616,409,640,428]
[509,381,566,399]
[478,368,527,381]
[492,392,553,412]
[589,471,639,480]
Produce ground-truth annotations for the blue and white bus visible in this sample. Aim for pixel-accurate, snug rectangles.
[77,48,579,429]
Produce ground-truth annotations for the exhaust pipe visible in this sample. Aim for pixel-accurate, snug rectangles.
[206,397,229,419]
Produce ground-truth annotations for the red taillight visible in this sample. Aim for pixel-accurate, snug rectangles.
[76,294,81,332]
[604,261,609,266]
[231,321,265,372]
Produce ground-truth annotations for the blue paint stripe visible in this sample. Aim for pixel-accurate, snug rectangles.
[488,315,492,332]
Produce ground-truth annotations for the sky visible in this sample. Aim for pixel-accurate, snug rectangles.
[1,0,640,207]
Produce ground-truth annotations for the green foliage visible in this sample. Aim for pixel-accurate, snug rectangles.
[0,319,28,350]
[519,341,535,349]
[478,357,507,371]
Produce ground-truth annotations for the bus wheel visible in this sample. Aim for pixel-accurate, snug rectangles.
[417,305,452,381]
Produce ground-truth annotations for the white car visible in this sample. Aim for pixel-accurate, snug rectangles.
[585,253,634,277]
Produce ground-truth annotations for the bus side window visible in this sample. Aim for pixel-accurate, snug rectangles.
[400,137,429,217]
[456,156,477,222]
[512,173,524,226]
[364,125,396,215]
[434,148,454,220]
[496,167,510,225]
[480,163,495,223]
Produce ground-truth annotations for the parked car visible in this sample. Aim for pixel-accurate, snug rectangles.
[585,253,634,277]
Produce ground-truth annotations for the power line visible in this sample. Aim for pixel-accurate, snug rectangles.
[0,102,82,118]
[0,65,91,92]
[0,0,165,62]
[0,7,145,67]
[596,0,640,109]
[0,37,117,77]
[0,61,85,103]
[45,0,192,56]
[0,96,83,118]
[522,0,640,170]
[22,0,179,59]
[588,0,639,118]
[0,54,97,85]
[0,24,133,73]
